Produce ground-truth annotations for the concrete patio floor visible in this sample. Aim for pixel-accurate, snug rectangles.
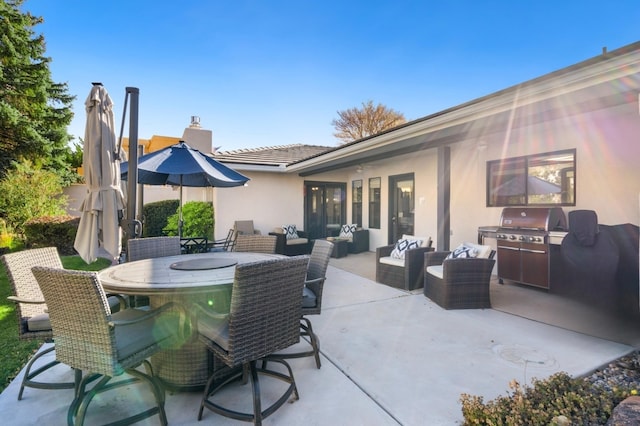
[1,251,638,425]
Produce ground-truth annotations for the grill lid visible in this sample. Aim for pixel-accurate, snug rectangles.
[499,207,567,231]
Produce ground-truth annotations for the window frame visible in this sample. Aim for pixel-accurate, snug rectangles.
[486,149,576,207]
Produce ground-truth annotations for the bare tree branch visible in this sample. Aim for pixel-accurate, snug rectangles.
[332,100,406,144]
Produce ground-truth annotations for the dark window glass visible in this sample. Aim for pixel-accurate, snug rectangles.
[369,177,381,229]
[487,149,575,207]
[352,180,362,227]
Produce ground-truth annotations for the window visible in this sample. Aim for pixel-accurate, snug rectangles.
[487,149,576,207]
[352,179,362,227]
[369,177,381,229]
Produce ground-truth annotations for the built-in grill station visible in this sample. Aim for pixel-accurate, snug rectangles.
[496,207,567,289]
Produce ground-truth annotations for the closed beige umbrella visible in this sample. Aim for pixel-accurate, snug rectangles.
[73,84,125,263]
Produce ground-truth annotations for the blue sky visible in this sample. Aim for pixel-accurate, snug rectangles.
[23,0,640,151]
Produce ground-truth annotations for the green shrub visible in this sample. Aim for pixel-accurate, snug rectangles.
[164,201,214,239]
[23,215,79,255]
[141,200,179,237]
[0,160,68,236]
[460,372,631,425]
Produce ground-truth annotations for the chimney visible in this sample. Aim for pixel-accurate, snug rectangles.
[189,116,201,128]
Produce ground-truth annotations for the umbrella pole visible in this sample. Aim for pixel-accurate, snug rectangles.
[123,87,142,239]
[179,176,183,238]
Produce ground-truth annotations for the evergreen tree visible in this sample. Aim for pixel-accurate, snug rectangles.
[0,0,76,181]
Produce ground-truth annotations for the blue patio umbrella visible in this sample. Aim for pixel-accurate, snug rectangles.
[121,141,249,236]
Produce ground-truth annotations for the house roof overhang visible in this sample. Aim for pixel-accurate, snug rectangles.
[288,42,640,177]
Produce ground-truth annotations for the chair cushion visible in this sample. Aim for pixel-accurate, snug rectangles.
[27,313,51,332]
[390,238,422,259]
[339,224,357,239]
[197,314,230,351]
[282,224,299,239]
[287,237,309,245]
[379,256,405,267]
[426,265,444,279]
[302,286,317,308]
[113,308,180,360]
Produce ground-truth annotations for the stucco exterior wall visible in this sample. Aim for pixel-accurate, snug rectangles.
[213,171,304,240]
[444,96,640,254]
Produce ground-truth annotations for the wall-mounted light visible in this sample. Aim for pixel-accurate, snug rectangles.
[356,165,363,173]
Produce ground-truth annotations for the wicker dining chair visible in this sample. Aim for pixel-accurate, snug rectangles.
[1,247,79,400]
[31,266,184,426]
[233,234,277,254]
[127,236,182,307]
[127,236,182,261]
[196,256,309,425]
[274,239,333,368]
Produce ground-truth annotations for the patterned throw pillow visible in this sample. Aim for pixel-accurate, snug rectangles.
[390,238,422,260]
[339,224,358,239]
[445,243,479,259]
[282,224,299,240]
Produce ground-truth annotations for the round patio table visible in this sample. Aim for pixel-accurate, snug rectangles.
[98,251,284,391]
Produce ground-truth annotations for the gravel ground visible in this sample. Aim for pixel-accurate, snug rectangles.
[584,350,640,393]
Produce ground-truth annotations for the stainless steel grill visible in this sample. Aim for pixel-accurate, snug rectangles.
[496,207,567,244]
[496,207,566,289]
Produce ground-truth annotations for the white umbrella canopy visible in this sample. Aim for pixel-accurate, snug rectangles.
[73,84,126,263]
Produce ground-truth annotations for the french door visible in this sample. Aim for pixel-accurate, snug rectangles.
[388,173,415,244]
[304,182,346,240]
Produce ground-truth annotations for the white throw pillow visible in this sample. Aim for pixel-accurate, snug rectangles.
[339,224,357,238]
[390,238,422,259]
[446,243,478,259]
[444,242,492,260]
[282,224,299,240]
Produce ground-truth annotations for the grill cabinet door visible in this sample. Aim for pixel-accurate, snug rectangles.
[497,240,520,282]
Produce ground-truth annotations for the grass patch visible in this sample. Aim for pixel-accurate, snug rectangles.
[0,254,111,393]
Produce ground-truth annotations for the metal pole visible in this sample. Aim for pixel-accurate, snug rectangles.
[124,87,141,239]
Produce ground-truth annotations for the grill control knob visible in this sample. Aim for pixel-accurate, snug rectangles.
[509,235,516,240]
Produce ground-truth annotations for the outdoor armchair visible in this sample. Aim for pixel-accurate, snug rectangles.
[376,235,433,290]
[31,266,185,426]
[269,225,312,255]
[423,244,495,310]
[195,256,309,424]
[337,224,370,253]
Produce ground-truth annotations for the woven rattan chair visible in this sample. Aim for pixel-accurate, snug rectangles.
[196,256,309,424]
[1,247,79,400]
[376,237,434,290]
[423,250,496,309]
[127,236,182,307]
[274,239,333,368]
[233,234,277,254]
[31,266,184,426]
[127,236,182,261]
